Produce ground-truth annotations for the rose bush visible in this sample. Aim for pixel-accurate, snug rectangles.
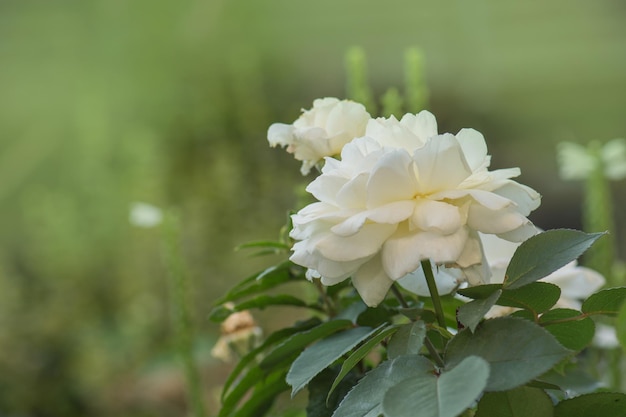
[289,110,541,306]
[267,97,370,175]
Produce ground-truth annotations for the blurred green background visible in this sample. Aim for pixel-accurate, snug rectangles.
[1,0,625,416]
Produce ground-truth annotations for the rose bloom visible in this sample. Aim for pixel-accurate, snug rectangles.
[267,97,371,175]
[290,110,541,306]
[399,232,606,317]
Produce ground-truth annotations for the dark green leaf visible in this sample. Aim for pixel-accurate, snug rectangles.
[504,229,605,289]
[581,287,626,316]
[617,300,626,349]
[357,304,396,327]
[475,386,554,417]
[221,318,321,399]
[221,367,286,417]
[307,367,359,417]
[209,294,314,323]
[525,380,562,391]
[445,317,570,391]
[498,282,561,314]
[458,290,502,332]
[554,392,626,417]
[335,301,367,324]
[332,355,433,417]
[230,369,289,417]
[540,308,595,351]
[457,284,503,300]
[382,356,490,417]
[397,305,425,321]
[287,326,377,396]
[510,309,535,321]
[215,261,303,304]
[541,366,603,397]
[260,320,353,371]
[387,321,426,358]
[327,325,399,401]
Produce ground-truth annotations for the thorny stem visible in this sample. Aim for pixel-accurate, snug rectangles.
[391,284,409,308]
[421,259,447,329]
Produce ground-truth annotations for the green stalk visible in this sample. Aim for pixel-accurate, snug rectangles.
[421,260,446,329]
[163,213,206,417]
[345,47,376,114]
[404,47,429,113]
[583,141,617,285]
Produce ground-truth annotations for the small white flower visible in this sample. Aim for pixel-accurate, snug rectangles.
[557,139,626,181]
[289,110,540,306]
[129,202,163,228]
[268,97,371,175]
[593,323,619,349]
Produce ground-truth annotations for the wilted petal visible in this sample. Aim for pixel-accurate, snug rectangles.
[267,123,295,148]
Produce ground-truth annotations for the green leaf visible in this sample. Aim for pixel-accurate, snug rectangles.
[457,284,503,299]
[209,294,314,323]
[229,369,289,417]
[397,305,425,321]
[475,386,554,417]
[382,356,490,417]
[307,367,359,417]
[554,392,626,417]
[332,355,434,417]
[581,287,626,316]
[497,282,561,314]
[335,301,368,324]
[504,229,605,289]
[235,240,290,251]
[540,308,595,351]
[445,317,570,391]
[287,326,378,396]
[327,325,399,401]
[260,320,353,371]
[617,300,626,349]
[387,321,426,358]
[215,261,303,304]
[357,304,396,327]
[525,380,562,391]
[221,318,321,400]
[458,290,502,332]
[221,366,288,417]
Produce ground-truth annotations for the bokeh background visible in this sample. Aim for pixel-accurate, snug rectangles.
[1,0,625,416]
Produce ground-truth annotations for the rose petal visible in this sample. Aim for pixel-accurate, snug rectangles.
[352,256,395,307]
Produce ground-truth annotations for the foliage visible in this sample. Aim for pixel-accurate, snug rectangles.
[211,226,625,416]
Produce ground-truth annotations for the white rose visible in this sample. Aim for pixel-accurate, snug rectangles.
[290,111,541,306]
[267,97,371,175]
